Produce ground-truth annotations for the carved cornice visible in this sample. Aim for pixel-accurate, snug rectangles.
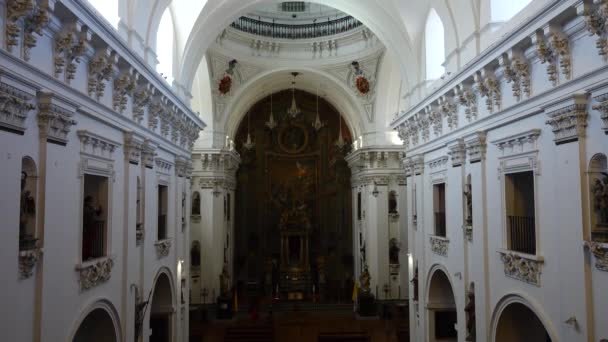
[76,257,114,291]
[474,68,501,113]
[124,132,144,165]
[533,25,571,86]
[577,1,608,62]
[456,83,478,122]
[19,247,42,279]
[448,139,466,167]
[54,21,91,83]
[113,67,139,114]
[155,157,173,175]
[544,94,588,144]
[197,150,241,173]
[430,236,449,257]
[88,47,118,100]
[584,241,608,272]
[346,148,405,172]
[77,130,120,160]
[155,239,172,258]
[427,156,449,171]
[37,92,78,145]
[498,250,543,286]
[465,132,487,163]
[492,129,541,155]
[0,80,35,134]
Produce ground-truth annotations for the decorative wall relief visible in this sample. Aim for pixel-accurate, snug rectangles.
[578,1,608,61]
[426,106,442,137]
[544,94,588,145]
[534,25,571,86]
[54,21,91,82]
[584,241,608,271]
[456,84,478,122]
[351,61,371,95]
[498,250,543,286]
[19,248,42,279]
[429,236,449,256]
[113,67,139,114]
[88,48,118,100]
[500,50,531,101]
[132,83,153,124]
[155,239,172,258]
[6,0,53,60]
[76,257,114,291]
[439,95,458,130]
[474,68,501,113]
[218,59,237,95]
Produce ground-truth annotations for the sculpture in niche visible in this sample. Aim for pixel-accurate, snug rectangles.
[411,264,419,301]
[389,238,400,264]
[190,241,201,267]
[464,282,476,341]
[19,171,36,249]
[388,190,398,214]
[590,154,608,242]
[219,265,231,297]
[191,192,201,216]
[592,176,608,226]
[82,195,103,261]
[464,180,472,226]
[359,265,371,294]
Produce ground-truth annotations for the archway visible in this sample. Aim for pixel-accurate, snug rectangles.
[427,268,457,341]
[150,272,175,342]
[73,308,118,342]
[494,302,551,342]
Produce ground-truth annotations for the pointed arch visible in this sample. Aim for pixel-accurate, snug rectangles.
[156,6,176,85]
[425,8,446,81]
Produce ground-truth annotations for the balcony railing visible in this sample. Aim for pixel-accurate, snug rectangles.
[508,215,536,254]
[230,16,362,40]
[158,214,167,240]
[434,212,446,237]
[83,221,105,261]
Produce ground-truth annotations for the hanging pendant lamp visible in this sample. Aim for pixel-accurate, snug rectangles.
[312,85,325,131]
[335,112,346,149]
[287,72,302,119]
[265,91,278,130]
[243,111,255,150]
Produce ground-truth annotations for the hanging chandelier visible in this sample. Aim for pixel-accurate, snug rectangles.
[265,91,278,130]
[243,111,255,151]
[312,85,325,131]
[287,72,302,119]
[335,112,346,149]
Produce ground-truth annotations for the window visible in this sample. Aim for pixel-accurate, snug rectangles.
[433,183,446,237]
[505,171,536,254]
[425,9,445,80]
[86,0,119,29]
[156,8,174,84]
[191,192,201,216]
[590,154,608,242]
[83,174,109,261]
[20,157,37,250]
[281,2,306,12]
[491,0,532,22]
[158,184,168,240]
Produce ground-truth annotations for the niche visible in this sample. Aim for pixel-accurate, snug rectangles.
[82,174,109,261]
[19,157,37,250]
[590,153,608,242]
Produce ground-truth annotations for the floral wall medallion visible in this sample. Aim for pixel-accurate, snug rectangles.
[218,59,237,95]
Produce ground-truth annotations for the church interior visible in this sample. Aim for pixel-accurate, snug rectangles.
[1,0,608,341]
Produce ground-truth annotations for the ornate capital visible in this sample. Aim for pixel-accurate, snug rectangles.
[430,236,449,256]
[155,239,172,258]
[544,94,588,145]
[584,241,608,272]
[412,156,425,175]
[465,132,487,163]
[0,80,35,134]
[141,140,157,169]
[498,250,543,286]
[448,139,466,167]
[19,248,42,279]
[124,132,144,165]
[592,90,608,133]
[76,257,114,291]
[533,25,571,86]
[88,47,118,100]
[37,92,78,145]
[175,156,189,178]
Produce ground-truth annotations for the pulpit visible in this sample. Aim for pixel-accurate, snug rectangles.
[279,206,311,300]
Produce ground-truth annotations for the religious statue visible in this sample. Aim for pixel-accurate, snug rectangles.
[219,265,231,297]
[359,265,371,294]
[191,192,201,216]
[82,195,103,260]
[389,238,400,264]
[411,265,419,302]
[465,283,476,341]
[464,182,473,226]
[19,171,36,239]
[593,176,608,226]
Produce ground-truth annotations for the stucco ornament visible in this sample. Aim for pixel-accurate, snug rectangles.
[76,257,114,291]
[584,241,608,272]
[19,248,42,279]
[155,239,172,258]
[498,251,543,286]
[429,236,449,256]
[218,59,237,95]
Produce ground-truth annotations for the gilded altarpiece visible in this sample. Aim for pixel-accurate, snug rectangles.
[234,90,353,301]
